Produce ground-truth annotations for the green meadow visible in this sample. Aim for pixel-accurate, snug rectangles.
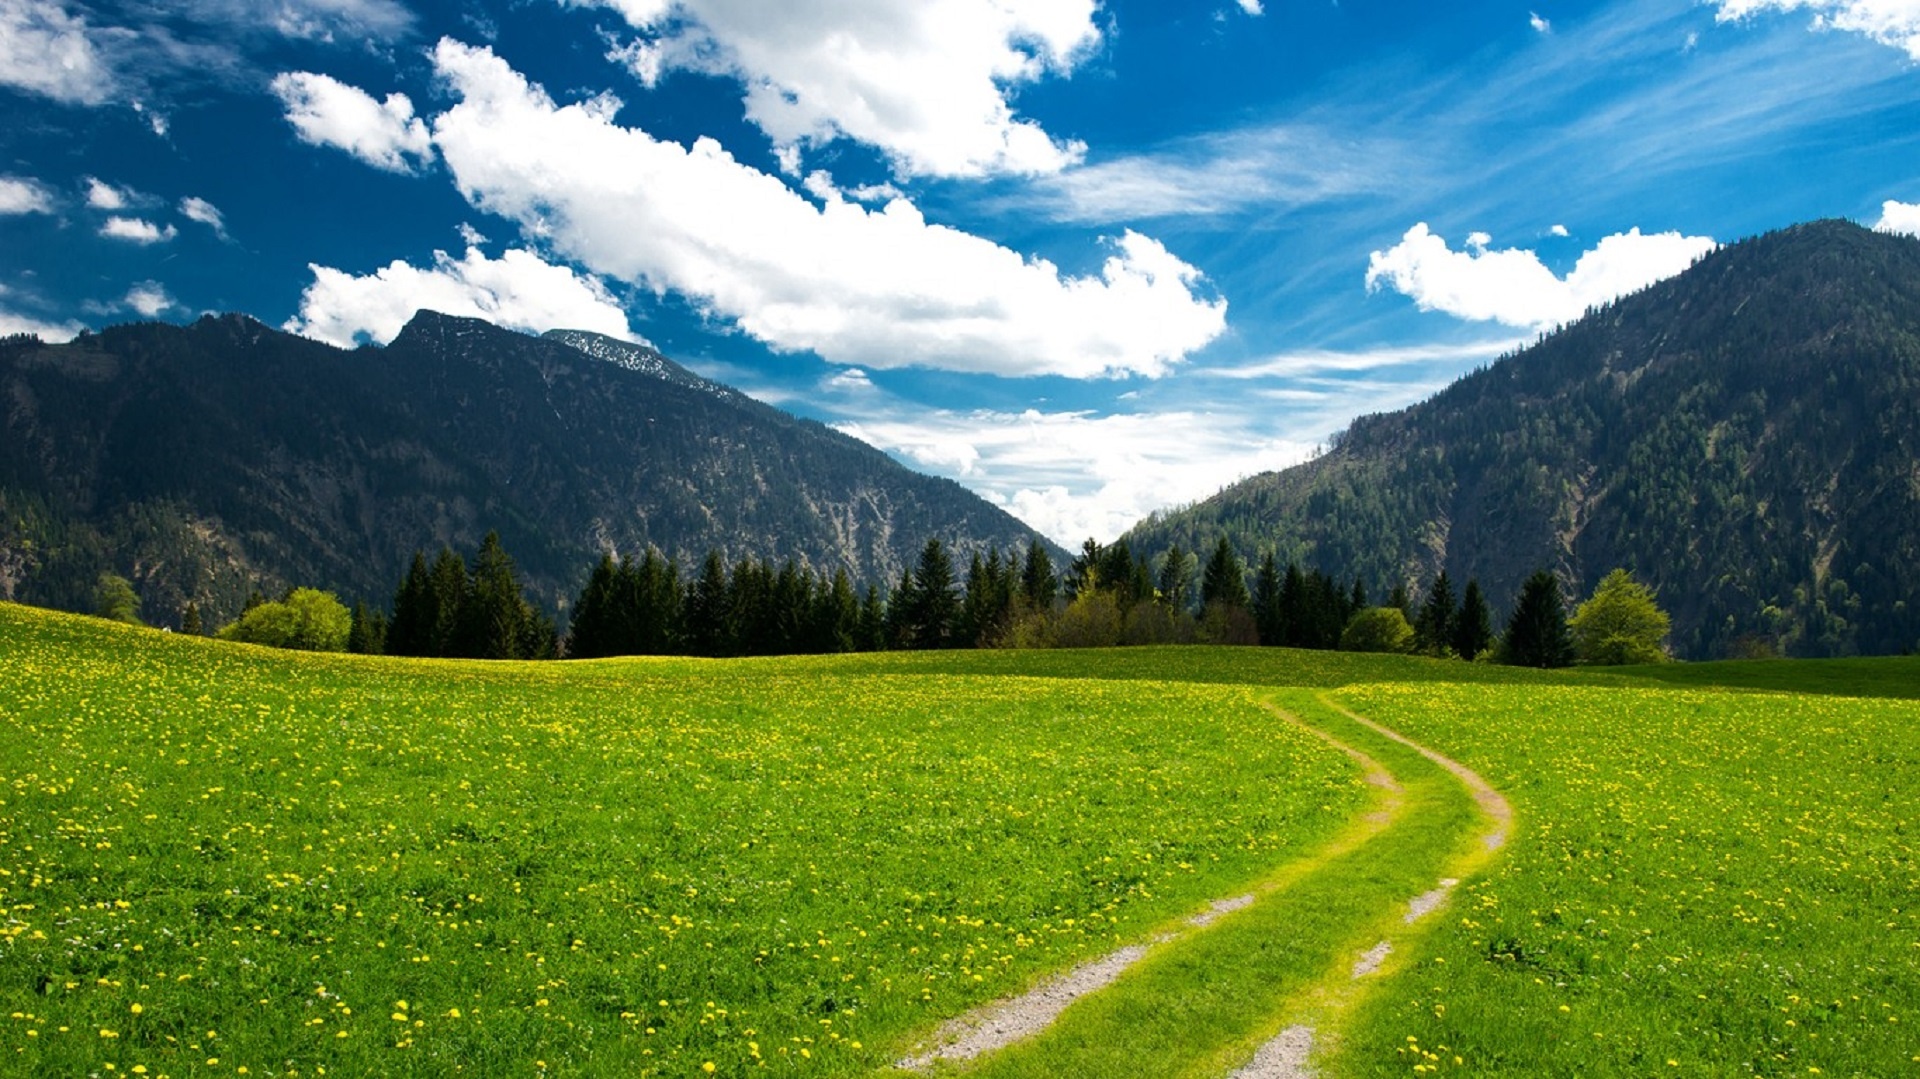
[1,601,1916,1077]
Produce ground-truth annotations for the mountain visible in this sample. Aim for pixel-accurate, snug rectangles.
[1125,220,1920,659]
[0,310,1060,628]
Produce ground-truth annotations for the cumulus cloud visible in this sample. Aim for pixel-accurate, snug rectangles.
[85,176,128,210]
[270,71,435,172]
[285,244,636,347]
[1549,223,1570,237]
[428,39,1226,378]
[1365,223,1716,330]
[0,0,113,105]
[1715,0,1920,58]
[0,176,53,214]
[99,215,177,243]
[1530,10,1552,32]
[1237,0,1265,14]
[179,195,227,236]
[837,407,1315,544]
[1876,198,1920,236]
[584,0,1098,178]
[124,281,176,317]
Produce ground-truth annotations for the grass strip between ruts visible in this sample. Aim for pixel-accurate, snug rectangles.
[912,690,1502,1079]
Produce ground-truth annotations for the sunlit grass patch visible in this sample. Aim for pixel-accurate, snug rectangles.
[0,603,1365,1075]
[1332,683,1920,1077]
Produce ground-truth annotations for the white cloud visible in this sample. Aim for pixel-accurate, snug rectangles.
[837,407,1316,544]
[1875,198,1920,236]
[0,0,113,105]
[1365,222,1716,329]
[85,176,128,210]
[1549,223,1571,237]
[270,71,435,172]
[428,40,1226,378]
[124,281,176,317]
[1530,10,1553,32]
[180,195,227,236]
[1211,337,1529,379]
[1021,123,1401,222]
[1237,0,1265,14]
[99,216,177,243]
[0,176,52,214]
[0,305,83,341]
[457,222,488,247]
[285,244,636,347]
[1715,0,1920,59]
[583,0,1099,178]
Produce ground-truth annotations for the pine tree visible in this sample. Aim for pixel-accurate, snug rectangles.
[684,551,730,657]
[1502,570,1575,668]
[385,551,434,656]
[1157,544,1193,613]
[1453,579,1494,662]
[458,531,531,659]
[857,584,888,652]
[1349,576,1368,614]
[1252,551,1284,646]
[906,539,958,649]
[1278,562,1308,646]
[1022,539,1057,610]
[347,600,387,654]
[1388,581,1411,619]
[1415,570,1457,656]
[181,601,203,636]
[633,549,682,654]
[1200,537,1249,610]
[569,553,620,659]
[958,550,993,647]
[427,547,468,657]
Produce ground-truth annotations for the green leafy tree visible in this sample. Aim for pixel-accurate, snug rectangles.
[94,572,142,624]
[1341,606,1415,653]
[1452,579,1494,662]
[1502,570,1575,668]
[219,588,351,651]
[1570,568,1672,665]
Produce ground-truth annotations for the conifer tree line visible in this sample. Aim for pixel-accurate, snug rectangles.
[187,527,1667,666]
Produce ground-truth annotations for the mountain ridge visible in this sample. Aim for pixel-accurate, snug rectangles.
[0,310,1061,627]
[1124,219,1920,658]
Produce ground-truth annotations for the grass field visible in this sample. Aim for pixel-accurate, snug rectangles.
[0,604,1365,1077]
[2,601,1917,1077]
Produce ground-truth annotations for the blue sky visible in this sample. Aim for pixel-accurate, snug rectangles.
[4,0,1920,544]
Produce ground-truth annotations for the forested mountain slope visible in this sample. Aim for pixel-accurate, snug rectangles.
[1126,220,1920,658]
[0,310,1056,626]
